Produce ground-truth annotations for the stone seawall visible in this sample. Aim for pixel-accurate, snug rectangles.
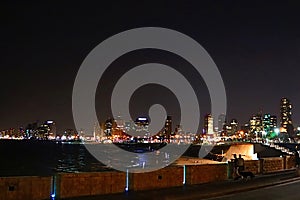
[56,172,126,199]
[244,160,261,175]
[0,176,51,200]
[243,155,295,175]
[129,166,183,191]
[186,164,228,185]
[262,157,284,173]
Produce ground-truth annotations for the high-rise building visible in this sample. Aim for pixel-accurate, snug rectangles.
[262,114,278,138]
[280,97,295,137]
[230,119,238,135]
[46,120,56,138]
[104,118,113,136]
[226,119,238,136]
[249,114,263,138]
[204,114,214,135]
[270,115,277,130]
[134,117,149,132]
[218,114,226,135]
[263,114,271,134]
[164,116,172,140]
[280,97,292,131]
[115,115,125,131]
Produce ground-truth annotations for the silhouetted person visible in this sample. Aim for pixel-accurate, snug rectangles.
[237,154,245,172]
[233,154,240,180]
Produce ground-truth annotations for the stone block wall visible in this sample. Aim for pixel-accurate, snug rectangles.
[185,164,227,185]
[0,176,51,200]
[262,157,284,173]
[129,166,183,191]
[244,160,261,174]
[57,171,125,199]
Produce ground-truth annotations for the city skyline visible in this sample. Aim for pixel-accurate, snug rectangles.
[2,2,300,132]
[1,97,298,139]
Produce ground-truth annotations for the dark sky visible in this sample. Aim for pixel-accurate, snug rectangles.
[1,1,300,133]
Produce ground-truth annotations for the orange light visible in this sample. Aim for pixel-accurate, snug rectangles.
[280,127,287,133]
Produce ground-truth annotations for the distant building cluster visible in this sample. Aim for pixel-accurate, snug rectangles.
[1,97,300,143]
[203,97,299,142]
[0,120,56,140]
[92,115,195,143]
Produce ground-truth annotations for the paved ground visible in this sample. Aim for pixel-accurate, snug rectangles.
[206,178,300,200]
[62,170,300,200]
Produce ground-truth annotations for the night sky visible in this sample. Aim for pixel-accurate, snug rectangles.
[1,1,300,133]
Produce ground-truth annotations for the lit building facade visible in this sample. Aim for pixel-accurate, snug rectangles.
[262,114,277,138]
[134,117,149,133]
[204,114,214,135]
[280,97,292,131]
[164,116,172,140]
[46,120,56,138]
[249,114,263,138]
[104,118,113,136]
[115,115,125,131]
[270,115,277,129]
[218,114,226,135]
[263,114,271,134]
[226,119,238,136]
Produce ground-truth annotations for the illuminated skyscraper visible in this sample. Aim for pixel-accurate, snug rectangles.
[280,97,292,130]
[249,114,263,138]
[164,116,172,140]
[225,119,238,136]
[204,114,214,135]
[263,114,271,133]
[33,120,56,139]
[104,118,113,136]
[270,115,277,129]
[230,119,238,135]
[134,117,149,132]
[280,97,295,137]
[218,114,226,135]
[262,114,278,138]
[47,121,56,136]
[249,116,256,135]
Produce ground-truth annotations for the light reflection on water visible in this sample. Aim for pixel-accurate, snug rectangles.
[0,140,187,176]
[84,142,188,173]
